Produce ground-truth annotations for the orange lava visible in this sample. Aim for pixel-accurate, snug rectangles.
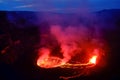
[37,56,65,68]
[37,53,98,69]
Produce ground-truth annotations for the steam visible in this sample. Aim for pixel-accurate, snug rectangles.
[50,24,95,62]
[36,1,104,79]
[36,0,103,65]
[37,9,102,63]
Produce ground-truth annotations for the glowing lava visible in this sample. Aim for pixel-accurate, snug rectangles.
[89,56,97,64]
[37,48,66,68]
[37,56,65,68]
[37,48,98,69]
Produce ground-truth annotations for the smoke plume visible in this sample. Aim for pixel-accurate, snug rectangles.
[50,25,93,62]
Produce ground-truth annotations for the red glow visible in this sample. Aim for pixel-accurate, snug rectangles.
[37,56,65,68]
[37,48,66,68]
[36,23,104,80]
[37,48,99,68]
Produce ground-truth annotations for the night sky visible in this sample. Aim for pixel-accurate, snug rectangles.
[0,0,120,12]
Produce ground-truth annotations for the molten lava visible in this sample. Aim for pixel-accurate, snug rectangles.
[37,48,98,69]
[36,24,103,80]
[89,56,97,64]
[37,56,65,68]
[36,47,100,80]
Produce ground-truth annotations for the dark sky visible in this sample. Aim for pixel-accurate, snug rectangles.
[0,0,120,12]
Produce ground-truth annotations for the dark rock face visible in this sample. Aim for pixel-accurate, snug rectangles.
[0,9,120,80]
